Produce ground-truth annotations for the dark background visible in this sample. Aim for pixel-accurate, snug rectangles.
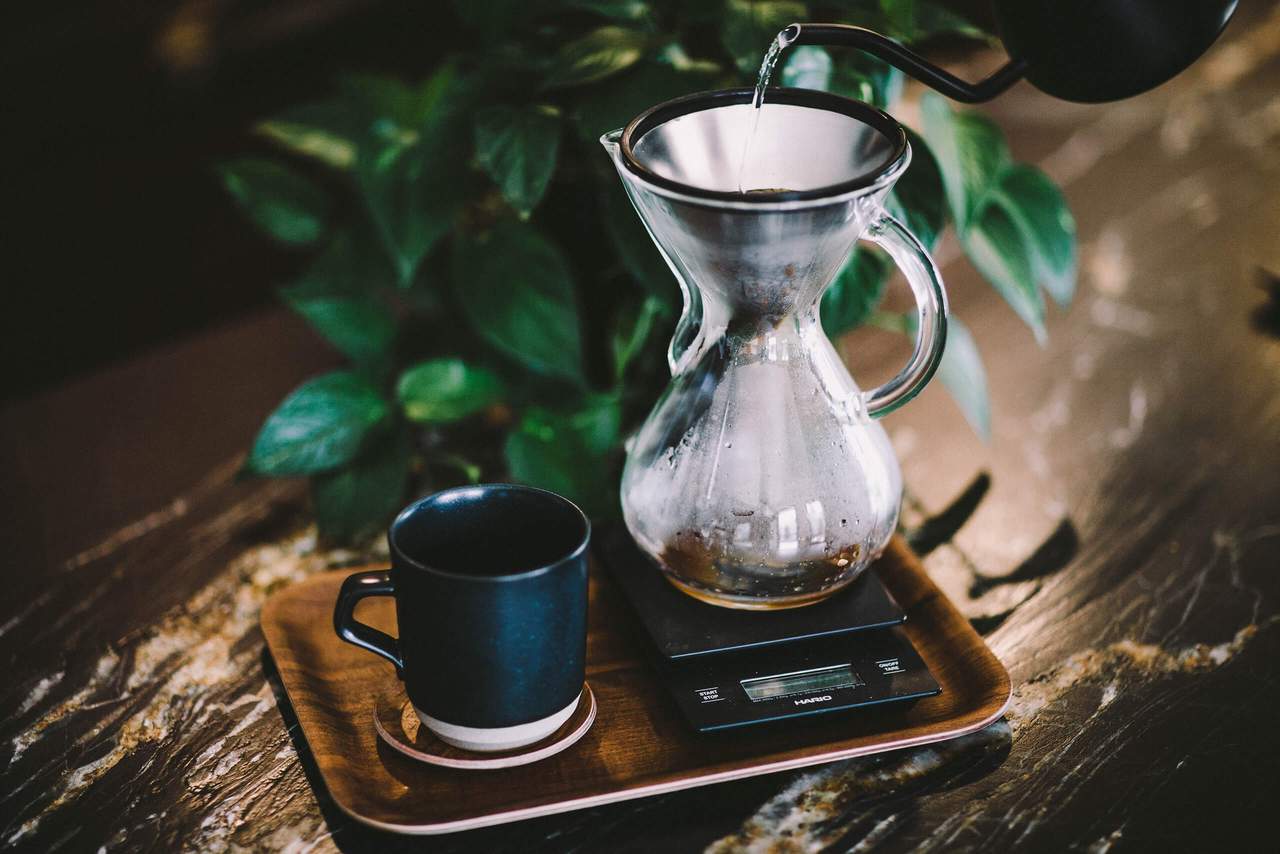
[0,0,994,403]
[1,2,450,401]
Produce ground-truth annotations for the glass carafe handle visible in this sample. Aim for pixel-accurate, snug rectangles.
[860,212,949,417]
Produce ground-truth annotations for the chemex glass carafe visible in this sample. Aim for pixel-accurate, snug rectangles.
[602,88,947,610]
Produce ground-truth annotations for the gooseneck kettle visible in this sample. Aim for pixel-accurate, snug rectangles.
[602,0,1237,610]
[785,0,1238,103]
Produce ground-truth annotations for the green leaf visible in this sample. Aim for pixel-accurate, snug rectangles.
[769,35,900,109]
[396,359,506,423]
[886,129,947,252]
[612,295,666,383]
[575,60,717,142]
[824,0,891,33]
[246,372,390,475]
[571,395,621,457]
[906,311,990,438]
[218,158,329,245]
[828,51,902,109]
[963,202,1047,342]
[780,46,833,89]
[475,105,562,217]
[543,26,649,89]
[879,0,917,40]
[827,0,988,44]
[426,452,483,484]
[283,224,399,302]
[256,99,366,171]
[338,72,464,130]
[279,226,399,363]
[981,165,1077,306]
[283,293,397,365]
[654,43,722,74]
[910,3,990,42]
[722,0,807,76]
[933,314,991,438]
[918,93,1071,336]
[450,0,534,37]
[311,429,410,543]
[821,248,891,338]
[256,123,356,171]
[402,251,448,314]
[877,309,990,438]
[566,0,651,20]
[919,92,1010,232]
[504,395,621,516]
[601,178,673,295]
[453,221,584,380]
[348,66,474,286]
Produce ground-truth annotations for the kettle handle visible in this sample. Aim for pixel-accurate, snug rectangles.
[860,212,949,419]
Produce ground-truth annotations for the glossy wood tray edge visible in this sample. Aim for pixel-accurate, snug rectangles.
[261,537,1012,835]
[335,697,1012,835]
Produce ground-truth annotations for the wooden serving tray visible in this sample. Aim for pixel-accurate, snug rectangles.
[261,536,1010,835]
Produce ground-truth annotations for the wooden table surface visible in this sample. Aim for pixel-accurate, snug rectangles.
[3,9,1279,852]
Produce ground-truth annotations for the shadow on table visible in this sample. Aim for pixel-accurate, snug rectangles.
[259,471,1068,852]
[907,472,1080,636]
[1250,268,1280,338]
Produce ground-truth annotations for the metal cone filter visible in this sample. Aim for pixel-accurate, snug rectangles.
[611,89,909,332]
[621,88,906,202]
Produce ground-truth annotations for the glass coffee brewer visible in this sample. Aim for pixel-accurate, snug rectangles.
[602,2,1236,609]
[602,91,946,609]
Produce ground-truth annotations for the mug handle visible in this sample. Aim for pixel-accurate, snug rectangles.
[859,211,949,418]
[333,570,403,676]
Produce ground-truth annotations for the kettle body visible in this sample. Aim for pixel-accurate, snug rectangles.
[787,1,1237,105]
[994,0,1239,103]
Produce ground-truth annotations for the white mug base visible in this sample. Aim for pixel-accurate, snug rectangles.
[415,691,582,753]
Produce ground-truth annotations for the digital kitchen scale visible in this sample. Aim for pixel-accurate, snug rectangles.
[598,527,941,732]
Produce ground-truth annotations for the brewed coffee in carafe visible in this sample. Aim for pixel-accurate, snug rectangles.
[598,1,1240,608]
[602,63,947,610]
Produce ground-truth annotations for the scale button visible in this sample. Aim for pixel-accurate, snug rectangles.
[694,686,726,703]
[875,657,906,675]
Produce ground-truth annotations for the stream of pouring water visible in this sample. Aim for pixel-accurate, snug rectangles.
[735,27,796,193]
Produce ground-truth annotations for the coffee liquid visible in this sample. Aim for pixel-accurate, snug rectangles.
[660,529,863,606]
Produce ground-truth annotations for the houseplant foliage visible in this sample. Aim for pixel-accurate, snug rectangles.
[223,0,1075,542]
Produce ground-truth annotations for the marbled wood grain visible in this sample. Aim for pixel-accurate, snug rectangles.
[2,5,1280,853]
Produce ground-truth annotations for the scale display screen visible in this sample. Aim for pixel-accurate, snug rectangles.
[740,664,863,701]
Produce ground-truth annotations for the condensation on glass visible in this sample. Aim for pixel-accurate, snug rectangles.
[603,94,947,609]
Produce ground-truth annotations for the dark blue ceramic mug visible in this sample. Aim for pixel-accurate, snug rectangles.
[333,484,590,752]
